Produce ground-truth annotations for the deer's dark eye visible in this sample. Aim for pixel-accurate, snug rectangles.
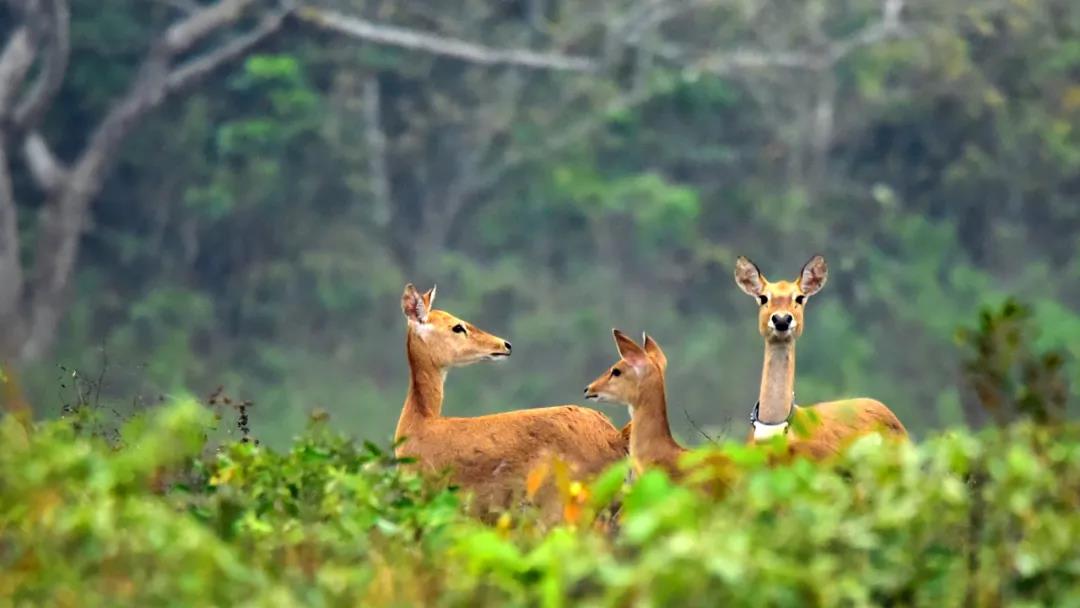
[611,368,622,377]
[794,295,806,305]
[758,295,768,305]
[452,324,467,334]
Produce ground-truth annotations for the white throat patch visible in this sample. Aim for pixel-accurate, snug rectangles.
[752,420,789,440]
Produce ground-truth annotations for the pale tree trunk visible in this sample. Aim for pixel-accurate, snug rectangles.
[0,0,292,365]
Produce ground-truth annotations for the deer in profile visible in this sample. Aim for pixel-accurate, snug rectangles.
[584,330,733,493]
[396,284,628,520]
[584,330,685,479]
[734,255,908,459]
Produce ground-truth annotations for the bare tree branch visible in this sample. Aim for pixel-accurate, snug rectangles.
[166,8,291,93]
[161,0,257,55]
[683,406,716,445]
[71,1,289,198]
[11,0,290,361]
[0,14,37,346]
[0,27,36,117]
[687,45,825,73]
[657,0,909,76]
[826,0,908,64]
[430,69,529,246]
[22,131,67,191]
[12,0,70,132]
[609,0,708,46]
[296,6,599,73]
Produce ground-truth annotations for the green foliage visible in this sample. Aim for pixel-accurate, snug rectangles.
[956,298,1071,426]
[3,403,1079,606]
[0,403,467,605]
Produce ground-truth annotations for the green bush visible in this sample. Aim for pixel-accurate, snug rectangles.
[2,402,1078,607]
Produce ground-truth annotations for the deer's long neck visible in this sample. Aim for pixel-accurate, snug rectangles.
[396,332,445,438]
[758,340,796,424]
[629,377,682,467]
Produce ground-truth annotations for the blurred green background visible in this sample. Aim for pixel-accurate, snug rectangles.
[3,0,1077,447]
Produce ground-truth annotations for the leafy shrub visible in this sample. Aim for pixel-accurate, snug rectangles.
[1,402,1078,607]
[957,298,1071,426]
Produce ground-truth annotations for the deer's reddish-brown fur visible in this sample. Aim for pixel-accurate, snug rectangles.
[394,284,627,520]
[584,330,687,479]
[735,255,907,459]
[584,331,733,496]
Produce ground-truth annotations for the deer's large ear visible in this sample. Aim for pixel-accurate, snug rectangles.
[734,256,766,297]
[642,333,668,373]
[613,329,649,371]
[422,285,437,311]
[402,283,429,323]
[798,255,828,297]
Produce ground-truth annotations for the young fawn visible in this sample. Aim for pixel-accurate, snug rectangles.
[734,255,908,459]
[584,330,687,479]
[396,284,628,520]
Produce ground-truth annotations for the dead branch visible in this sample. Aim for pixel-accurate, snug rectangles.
[652,0,909,76]
[0,28,36,117]
[0,0,291,361]
[826,0,908,64]
[22,132,67,192]
[296,6,599,73]
[12,0,70,132]
[161,0,258,55]
[166,8,291,93]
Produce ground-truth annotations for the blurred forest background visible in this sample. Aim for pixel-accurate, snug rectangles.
[0,0,1076,447]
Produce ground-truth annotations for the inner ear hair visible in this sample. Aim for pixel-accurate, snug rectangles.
[734,256,766,296]
[401,283,429,323]
[798,254,828,296]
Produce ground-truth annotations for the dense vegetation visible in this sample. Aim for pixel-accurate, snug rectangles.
[2,399,1078,606]
[2,1,1076,604]
[2,300,1075,605]
[0,0,1075,447]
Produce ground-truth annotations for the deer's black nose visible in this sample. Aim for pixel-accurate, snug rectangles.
[771,313,793,331]
[504,341,512,353]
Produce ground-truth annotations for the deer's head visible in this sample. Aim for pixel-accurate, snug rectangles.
[401,284,512,368]
[734,255,828,343]
[584,330,668,408]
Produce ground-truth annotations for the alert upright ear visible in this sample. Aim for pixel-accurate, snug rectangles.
[612,329,649,372]
[734,256,766,297]
[798,255,828,297]
[642,333,668,373]
[422,284,437,312]
[401,283,429,324]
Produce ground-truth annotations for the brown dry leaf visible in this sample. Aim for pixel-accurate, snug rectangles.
[563,500,582,526]
[525,459,551,500]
